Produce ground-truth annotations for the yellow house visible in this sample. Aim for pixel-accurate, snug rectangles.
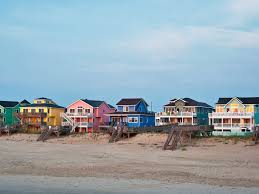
[19,97,65,129]
[209,97,259,136]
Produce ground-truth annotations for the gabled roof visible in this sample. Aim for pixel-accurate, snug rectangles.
[82,99,104,108]
[165,98,212,108]
[20,100,30,104]
[0,101,19,108]
[116,98,148,106]
[216,97,259,105]
[108,104,115,109]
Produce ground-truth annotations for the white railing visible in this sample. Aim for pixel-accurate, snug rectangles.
[62,121,93,127]
[65,113,93,117]
[156,121,197,126]
[156,112,197,117]
[209,112,253,117]
[213,123,253,128]
[77,122,93,127]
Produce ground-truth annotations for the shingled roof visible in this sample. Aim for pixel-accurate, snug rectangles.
[82,99,105,108]
[165,98,212,108]
[108,104,115,109]
[36,97,51,100]
[116,98,148,106]
[216,97,259,105]
[20,100,30,104]
[0,101,19,108]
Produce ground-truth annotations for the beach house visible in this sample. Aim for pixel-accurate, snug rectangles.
[18,97,65,130]
[0,100,21,126]
[107,98,155,128]
[61,99,116,133]
[209,97,259,136]
[156,98,213,126]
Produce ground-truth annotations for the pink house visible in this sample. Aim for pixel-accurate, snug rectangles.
[61,99,115,133]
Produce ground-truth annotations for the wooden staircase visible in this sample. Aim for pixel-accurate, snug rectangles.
[109,125,125,143]
[163,127,183,150]
[163,125,214,151]
[60,113,79,133]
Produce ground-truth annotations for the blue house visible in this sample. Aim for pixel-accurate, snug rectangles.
[107,98,155,128]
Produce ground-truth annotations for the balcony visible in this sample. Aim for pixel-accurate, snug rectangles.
[65,113,93,117]
[213,123,253,129]
[156,112,197,118]
[62,121,93,128]
[18,112,47,118]
[24,122,47,126]
[209,112,253,118]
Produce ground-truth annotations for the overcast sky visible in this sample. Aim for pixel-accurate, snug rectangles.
[1,0,259,111]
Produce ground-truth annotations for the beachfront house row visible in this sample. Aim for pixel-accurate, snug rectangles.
[209,97,259,136]
[0,100,22,126]
[156,98,213,126]
[18,97,65,130]
[107,98,155,128]
[61,99,116,133]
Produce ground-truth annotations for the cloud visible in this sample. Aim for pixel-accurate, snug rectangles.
[118,29,190,60]
[188,26,259,48]
[118,26,259,60]
[227,0,259,26]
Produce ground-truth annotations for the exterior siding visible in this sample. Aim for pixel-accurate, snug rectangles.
[110,99,155,128]
[252,105,259,125]
[49,108,64,126]
[0,105,4,125]
[196,107,213,125]
[136,102,147,113]
[20,105,64,127]
[117,106,123,112]
[66,100,114,132]
[2,104,20,126]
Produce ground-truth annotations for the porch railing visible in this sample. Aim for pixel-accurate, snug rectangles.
[156,112,197,117]
[209,112,253,117]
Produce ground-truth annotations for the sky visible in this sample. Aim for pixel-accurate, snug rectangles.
[1,0,259,111]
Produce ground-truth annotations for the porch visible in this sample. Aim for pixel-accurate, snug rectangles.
[157,117,197,126]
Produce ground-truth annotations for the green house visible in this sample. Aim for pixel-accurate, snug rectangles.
[0,101,21,126]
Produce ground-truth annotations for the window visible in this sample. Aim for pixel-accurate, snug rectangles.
[24,109,28,113]
[123,106,129,112]
[0,109,1,113]
[31,109,36,113]
[85,109,90,113]
[70,109,75,113]
[16,109,19,113]
[3,118,6,122]
[47,109,50,114]
[77,107,83,113]
[37,101,42,104]
[140,118,143,123]
[128,117,138,123]
[39,109,44,113]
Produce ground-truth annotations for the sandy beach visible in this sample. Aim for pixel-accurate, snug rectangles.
[0,133,259,193]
